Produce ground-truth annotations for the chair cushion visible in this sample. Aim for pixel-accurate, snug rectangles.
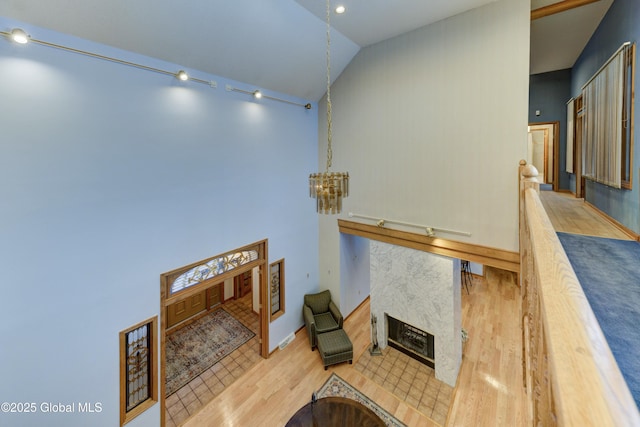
[304,290,332,315]
[317,329,353,357]
[314,312,339,333]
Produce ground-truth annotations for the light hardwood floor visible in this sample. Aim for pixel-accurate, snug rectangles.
[539,190,633,240]
[180,190,634,427]
[183,268,525,427]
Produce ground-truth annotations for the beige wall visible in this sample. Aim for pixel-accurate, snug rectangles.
[318,0,530,308]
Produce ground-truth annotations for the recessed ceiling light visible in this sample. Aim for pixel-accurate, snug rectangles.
[335,5,346,14]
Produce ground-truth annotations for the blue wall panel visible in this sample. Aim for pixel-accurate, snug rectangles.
[529,69,572,191]
[571,0,640,233]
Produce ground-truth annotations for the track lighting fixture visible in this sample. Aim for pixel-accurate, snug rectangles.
[225,85,311,109]
[176,70,189,81]
[0,28,314,109]
[348,213,472,237]
[10,28,29,44]
[1,28,219,88]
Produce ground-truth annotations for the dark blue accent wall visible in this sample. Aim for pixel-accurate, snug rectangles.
[529,69,572,190]
[570,0,640,233]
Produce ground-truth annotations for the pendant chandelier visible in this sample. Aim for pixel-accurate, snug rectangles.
[309,0,349,214]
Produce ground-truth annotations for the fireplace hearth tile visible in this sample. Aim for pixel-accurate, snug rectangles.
[355,345,452,425]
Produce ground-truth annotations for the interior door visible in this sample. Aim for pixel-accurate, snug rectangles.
[529,128,550,183]
[166,290,206,328]
[207,283,223,309]
[528,122,560,190]
[234,270,252,298]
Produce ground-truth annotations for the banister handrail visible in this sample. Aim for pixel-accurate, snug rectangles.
[519,160,640,426]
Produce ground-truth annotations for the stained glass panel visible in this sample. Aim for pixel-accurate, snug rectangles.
[126,323,151,411]
[269,259,285,321]
[271,263,280,314]
[170,250,258,294]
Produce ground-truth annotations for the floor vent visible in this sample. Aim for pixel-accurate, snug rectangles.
[279,332,295,350]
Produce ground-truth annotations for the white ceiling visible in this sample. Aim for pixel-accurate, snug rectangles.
[530,0,613,75]
[294,0,497,48]
[0,0,613,100]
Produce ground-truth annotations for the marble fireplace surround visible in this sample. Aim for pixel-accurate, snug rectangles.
[369,240,461,386]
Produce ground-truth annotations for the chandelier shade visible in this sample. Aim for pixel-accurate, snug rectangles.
[309,171,349,214]
[309,0,350,214]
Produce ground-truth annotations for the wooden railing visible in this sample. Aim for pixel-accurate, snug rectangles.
[519,160,640,426]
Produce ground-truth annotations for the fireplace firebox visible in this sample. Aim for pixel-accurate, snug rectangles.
[386,314,435,368]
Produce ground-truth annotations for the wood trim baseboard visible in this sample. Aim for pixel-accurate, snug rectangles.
[338,219,519,273]
[583,201,640,241]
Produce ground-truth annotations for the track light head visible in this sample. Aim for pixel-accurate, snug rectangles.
[176,70,189,81]
[10,28,29,44]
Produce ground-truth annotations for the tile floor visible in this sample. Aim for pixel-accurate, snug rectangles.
[355,346,453,425]
[165,294,261,427]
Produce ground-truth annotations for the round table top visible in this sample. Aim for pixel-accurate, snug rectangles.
[285,396,386,427]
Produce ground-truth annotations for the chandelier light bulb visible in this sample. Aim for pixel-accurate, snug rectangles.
[10,28,29,44]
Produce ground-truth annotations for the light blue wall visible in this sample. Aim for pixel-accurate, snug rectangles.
[0,17,319,427]
[570,0,640,233]
[339,233,370,317]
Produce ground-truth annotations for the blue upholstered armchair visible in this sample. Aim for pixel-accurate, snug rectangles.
[303,290,343,350]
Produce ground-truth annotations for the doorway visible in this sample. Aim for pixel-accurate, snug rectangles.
[158,239,269,427]
[528,122,560,191]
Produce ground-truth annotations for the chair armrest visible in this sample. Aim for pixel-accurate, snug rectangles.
[303,305,316,348]
[328,301,343,329]
[303,305,315,328]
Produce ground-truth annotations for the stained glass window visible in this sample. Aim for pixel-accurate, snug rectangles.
[170,250,258,294]
[126,324,150,411]
[270,259,285,321]
[120,317,157,426]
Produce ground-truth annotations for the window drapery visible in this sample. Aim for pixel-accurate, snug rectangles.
[581,43,634,189]
[566,98,574,173]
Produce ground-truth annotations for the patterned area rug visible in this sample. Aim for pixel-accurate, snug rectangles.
[165,308,255,396]
[317,373,407,427]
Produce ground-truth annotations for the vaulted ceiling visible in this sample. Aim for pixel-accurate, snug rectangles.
[530,0,613,75]
[0,0,613,101]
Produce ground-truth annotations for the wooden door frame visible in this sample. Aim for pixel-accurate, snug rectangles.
[529,121,560,191]
[158,239,269,427]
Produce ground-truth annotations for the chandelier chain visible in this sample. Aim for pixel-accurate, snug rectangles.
[308,0,348,214]
[325,0,333,172]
